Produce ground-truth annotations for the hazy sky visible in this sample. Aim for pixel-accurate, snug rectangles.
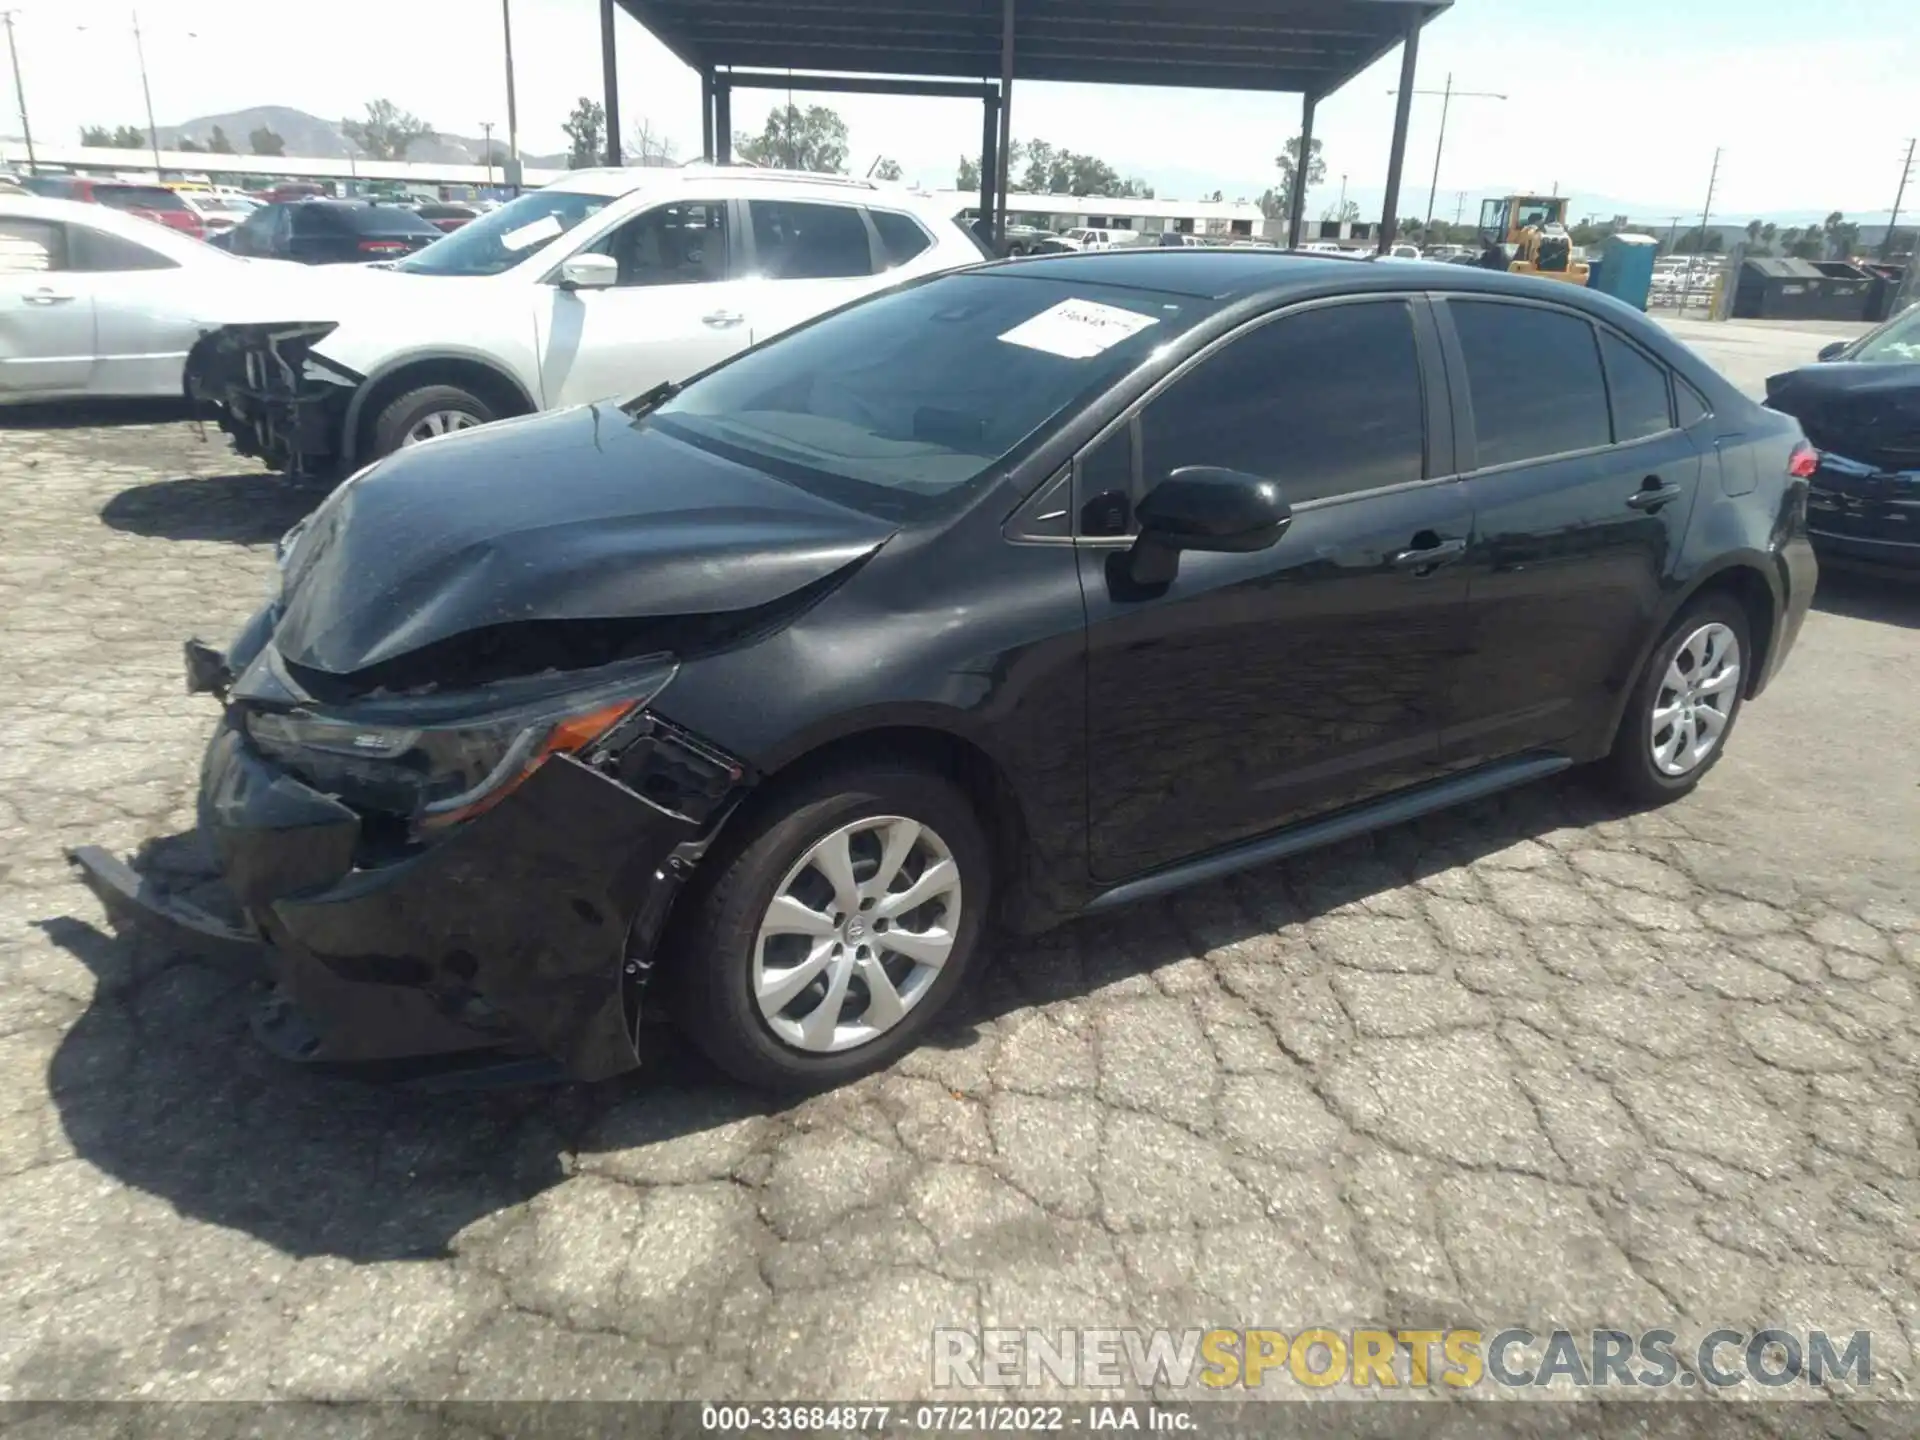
[7,0,1915,218]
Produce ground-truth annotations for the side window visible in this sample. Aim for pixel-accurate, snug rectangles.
[1598,329,1673,442]
[1451,301,1610,467]
[869,209,932,268]
[588,202,728,286]
[749,200,874,279]
[1077,422,1135,536]
[1675,377,1712,427]
[70,227,178,273]
[0,218,67,272]
[1138,301,1427,507]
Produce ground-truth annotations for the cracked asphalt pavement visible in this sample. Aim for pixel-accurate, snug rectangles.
[1,402,1917,1414]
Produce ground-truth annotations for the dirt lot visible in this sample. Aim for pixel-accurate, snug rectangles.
[1,381,1916,1417]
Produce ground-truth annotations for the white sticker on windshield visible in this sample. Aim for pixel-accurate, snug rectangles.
[997,298,1158,359]
[501,213,565,251]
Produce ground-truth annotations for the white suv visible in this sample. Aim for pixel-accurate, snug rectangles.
[186,167,990,476]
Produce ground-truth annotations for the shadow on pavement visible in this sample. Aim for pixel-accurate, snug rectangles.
[2,397,197,430]
[99,473,324,546]
[1812,568,1920,629]
[40,771,1627,1264]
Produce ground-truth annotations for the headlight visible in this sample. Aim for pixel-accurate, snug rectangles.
[244,669,670,834]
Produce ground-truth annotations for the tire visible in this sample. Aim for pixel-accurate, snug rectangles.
[369,383,497,459]
[1602,595,1751,806]
[668,761,993,1091]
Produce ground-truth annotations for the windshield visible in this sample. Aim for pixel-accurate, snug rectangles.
[649,272,1212,520]
[395,188,611,276]
[1851,304,1920,363]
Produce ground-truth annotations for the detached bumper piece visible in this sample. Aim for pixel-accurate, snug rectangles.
[184,324,356,478]
[1807,452,1920,573]
[76,715,733,1083]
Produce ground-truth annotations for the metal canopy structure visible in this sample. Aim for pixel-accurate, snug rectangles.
[606,0,1452,253]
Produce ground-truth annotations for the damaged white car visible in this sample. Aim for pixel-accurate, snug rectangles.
[185,168,990,478]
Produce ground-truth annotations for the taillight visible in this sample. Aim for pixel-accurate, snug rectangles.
[1788,442,1818,479]
[358,239,410,254]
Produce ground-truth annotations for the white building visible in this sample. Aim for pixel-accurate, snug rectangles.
[933,189,1264,239]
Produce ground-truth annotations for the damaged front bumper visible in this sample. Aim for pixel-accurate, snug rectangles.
[1806,451,1920,573]
[184,323,359,478]
[72,684,744,1083]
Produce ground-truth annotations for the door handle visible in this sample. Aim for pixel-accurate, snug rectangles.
[702,310,746,328]
[1625,477,1678,511]
[24,288,76,305]
[1390,534,1467,572]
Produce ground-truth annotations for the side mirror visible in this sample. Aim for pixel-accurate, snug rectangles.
[556,252,619,291]
[1123,466,1291,588]
[1816,340,1848,362]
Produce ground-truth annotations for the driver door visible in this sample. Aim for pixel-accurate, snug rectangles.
[0,218,96,396]
[535,198,753,409]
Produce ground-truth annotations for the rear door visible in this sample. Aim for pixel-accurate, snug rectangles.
[0,217,95,396]
[68,221,193,397]
[739,197,891,345]
[1438,297,1703,767]
[1081,295,1472,880]
[536,196,750,408]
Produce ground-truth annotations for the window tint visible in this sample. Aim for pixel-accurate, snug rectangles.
[1675,377,1712,427]
[1452,301,1610,467]
[1139,301,1427,506]
[0,218,66,272]
[749,200,874,279]
[95,185,188,214]
[1078,423,1135,536]
[70,226,177,272]
[869,209,932,268]
[587,201,727,286]
[1599,330,1672,442]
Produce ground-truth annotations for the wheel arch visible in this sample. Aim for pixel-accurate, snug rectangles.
[1669,555,1782,700]
[342,351,538,465]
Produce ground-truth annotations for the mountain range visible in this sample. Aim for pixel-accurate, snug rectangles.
[153,105,570,170]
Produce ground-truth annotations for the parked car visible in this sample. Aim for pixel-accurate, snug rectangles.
[77,249,1817,1090]
[184,168,993,475]
[224,199,444,266]
[1763,303,1920,573]
[1064,226,1141,251]
[413,202,478,233]
[180,191,257,238]
[20,176,204,239]
[0,194,287,402]
[1383,243,1423,262]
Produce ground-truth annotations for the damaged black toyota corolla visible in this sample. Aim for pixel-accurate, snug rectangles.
[75,252,1816,1090]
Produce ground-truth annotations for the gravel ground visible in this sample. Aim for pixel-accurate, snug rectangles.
[0,390,1916,1422]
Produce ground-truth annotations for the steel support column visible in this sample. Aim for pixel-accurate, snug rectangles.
[701,69,715,160]
[715,78,731,163]
[1377,15,1421,253]
[995,0,1015,245]
[980,93,1001,249]
[600,0,622,165]
[1288,95,1316,249]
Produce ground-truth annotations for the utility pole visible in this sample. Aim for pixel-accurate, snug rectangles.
[1679,147,1721,313]
[1884,138,1915,261]
[1454,190,1465,225]
[1338,172,1347,215]
[501,0,521,190]
[1389,72,1508,227]
[480,121,494,186]
[1,11,33,174]
[131,9,162,176]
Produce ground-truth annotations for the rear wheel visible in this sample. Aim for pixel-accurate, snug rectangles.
[669,762,992,1091]
[1603,596,1750,805]
[370,384,496,459]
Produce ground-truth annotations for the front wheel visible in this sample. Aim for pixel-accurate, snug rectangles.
[1603,596,1750,805]
[668,762,993,1091]
[369,383,496,459]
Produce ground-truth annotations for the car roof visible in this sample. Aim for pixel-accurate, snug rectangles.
[0,191,228,263]
[542,164,952,213]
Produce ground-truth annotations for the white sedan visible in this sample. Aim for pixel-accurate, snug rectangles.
[0,194,281,403]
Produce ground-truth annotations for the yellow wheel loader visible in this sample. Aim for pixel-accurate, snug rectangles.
[1476,195,1590,285]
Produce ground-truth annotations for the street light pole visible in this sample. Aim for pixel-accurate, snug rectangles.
[1,11,34,174]
[131,9,162,176]
[480,121,495,186]
[1388,73,1506,229]
[501,0,520,189]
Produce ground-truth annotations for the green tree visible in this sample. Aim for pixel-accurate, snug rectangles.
[111,124,146,149]
[207,125,235,154]
[1673,226,1724,254]
[1273,134,1325,224]
[342,99,435,161]
[177,137,202,153]
[735,104,849,173]
[249,125,285,157]
[562,97,606,168]
[957,154,981,190]
[1822,210,1860,261]
[872,157,904,181]
[80,124,112,145]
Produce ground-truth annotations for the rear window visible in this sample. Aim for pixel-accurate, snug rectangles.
[96,185,188,214]
[299,203,440,236]
[1451,300,1611,467]
[870,209,932,268]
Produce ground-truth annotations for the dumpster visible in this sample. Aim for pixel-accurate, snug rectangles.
[1733,258,1841,320]
[1861,262,1909,323]
[1808,261,1876,321]
[1587,232,1656,311]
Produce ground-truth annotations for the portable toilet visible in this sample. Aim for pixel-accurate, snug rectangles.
[1588,233,1656,311]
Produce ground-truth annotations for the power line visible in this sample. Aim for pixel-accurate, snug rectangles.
[1387,73,1508,228]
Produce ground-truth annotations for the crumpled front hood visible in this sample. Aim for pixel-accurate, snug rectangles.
[273,404,896,678]
[1766,363,1920,472]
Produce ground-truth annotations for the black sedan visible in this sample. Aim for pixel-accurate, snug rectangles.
[1765,303,1920,575]
[75,252,1817,1090]
[225,199,445,264]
